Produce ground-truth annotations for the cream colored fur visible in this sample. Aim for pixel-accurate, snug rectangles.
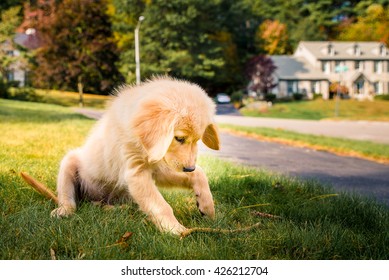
[51,77,220,235]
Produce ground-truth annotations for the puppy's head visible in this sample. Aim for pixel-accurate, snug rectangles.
[132,79,220,172]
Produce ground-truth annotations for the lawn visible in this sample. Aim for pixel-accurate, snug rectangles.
[240,99,389,121]
[1,99,388,260]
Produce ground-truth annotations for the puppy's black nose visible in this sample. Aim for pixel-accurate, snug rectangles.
[183,166,196,172]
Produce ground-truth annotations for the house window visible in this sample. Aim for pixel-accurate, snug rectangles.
[322,61,330,73]
[374,61,382,73]
[328,43,335,56]
[355,60,363,71]
[380,44,386,56]
[373,82,378,94]
[6,71,14,81]
[354,44,361,56]
[373,82,383,94]
[335,61,346,72]
[311,81,320,94]
[287,81,298,95]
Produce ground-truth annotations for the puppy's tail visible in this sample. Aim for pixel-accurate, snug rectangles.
[20,172,59,204]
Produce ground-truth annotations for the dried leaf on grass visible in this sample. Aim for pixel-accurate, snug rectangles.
[104,232,134,249]
[117,232,133,244]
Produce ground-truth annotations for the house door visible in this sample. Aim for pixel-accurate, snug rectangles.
[354,78,365,95]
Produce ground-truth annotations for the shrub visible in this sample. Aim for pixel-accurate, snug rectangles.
[5,87,42,102]
[265,93,276,102]
[313,93,323,100]
[375,94,389,101]
[0,80,10,98]
[293,93,304,101]
[231,91,244,103]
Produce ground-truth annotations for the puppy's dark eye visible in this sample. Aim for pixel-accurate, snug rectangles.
[175,136,185,144]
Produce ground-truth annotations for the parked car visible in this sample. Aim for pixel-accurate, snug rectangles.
[216,93,231,104]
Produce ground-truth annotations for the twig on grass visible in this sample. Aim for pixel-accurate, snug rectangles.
[309,193,339,201]
[252,211,282,219]
[180,207,283,239]
[180,222,262,239]
[20,172,58,204]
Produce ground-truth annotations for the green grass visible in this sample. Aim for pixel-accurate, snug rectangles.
[241,99,389,121]
[5,87,111,109]
[219,124,389,163]
[1,98,388,260]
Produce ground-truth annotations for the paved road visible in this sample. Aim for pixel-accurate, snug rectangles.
[199,133,389,206]
[216,114,389,144]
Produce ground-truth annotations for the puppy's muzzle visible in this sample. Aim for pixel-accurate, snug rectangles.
[183,166,196,172]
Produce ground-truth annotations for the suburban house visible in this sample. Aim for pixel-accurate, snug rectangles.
[270,41,389,99]
[0,29,40,87]
[1,39,26,86]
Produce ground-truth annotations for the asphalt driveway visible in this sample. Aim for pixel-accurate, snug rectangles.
[199,132,389,206]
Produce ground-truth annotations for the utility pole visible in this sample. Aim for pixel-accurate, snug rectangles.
[78,76,84,108]
[135,16,145,85]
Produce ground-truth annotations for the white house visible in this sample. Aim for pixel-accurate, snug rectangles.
[271,41,389,99]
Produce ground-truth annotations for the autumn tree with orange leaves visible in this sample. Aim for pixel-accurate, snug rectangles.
[338,4,389,46]
[256,19,292,55]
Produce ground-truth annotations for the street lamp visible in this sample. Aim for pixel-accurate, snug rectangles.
[135,15,145,85]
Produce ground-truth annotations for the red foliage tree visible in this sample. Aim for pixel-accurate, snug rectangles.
[245,55,277,95]
[32,0,122,93]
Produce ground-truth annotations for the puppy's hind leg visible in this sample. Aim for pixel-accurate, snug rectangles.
[51,149,81,218]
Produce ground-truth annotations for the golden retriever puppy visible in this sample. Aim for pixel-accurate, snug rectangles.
[51,77,220,235]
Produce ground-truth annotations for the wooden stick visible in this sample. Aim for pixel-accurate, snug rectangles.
[20,172,59,204]
[180,222,262,239]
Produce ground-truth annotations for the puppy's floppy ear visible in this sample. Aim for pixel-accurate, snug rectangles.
[202,123,220,150]
[132,101,177,163]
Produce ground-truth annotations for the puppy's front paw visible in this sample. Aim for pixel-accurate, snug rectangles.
[196,195,215,219]
[154,215,187,235]
[164,223,187,236]
[51,206,75,218]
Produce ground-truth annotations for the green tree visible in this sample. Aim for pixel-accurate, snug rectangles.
[33,0,123,93]
[113,0,224,91]
[0,0,23,12]
[0,6,23,84]
[111,0,255,92]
